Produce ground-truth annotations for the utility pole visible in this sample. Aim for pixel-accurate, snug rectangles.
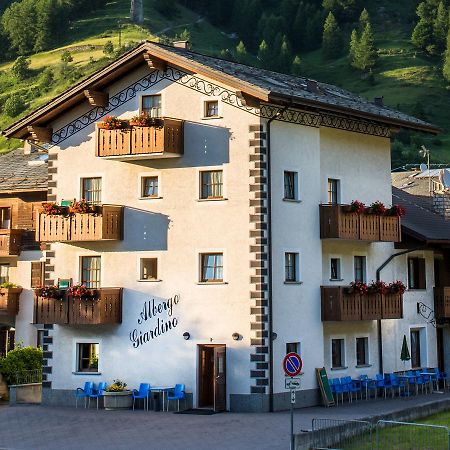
[118,20,122,48]
[420,145,431,196]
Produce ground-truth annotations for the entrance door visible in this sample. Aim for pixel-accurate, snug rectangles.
[214,346,226,412]
[437,327,445,372]
[198,344,226,411]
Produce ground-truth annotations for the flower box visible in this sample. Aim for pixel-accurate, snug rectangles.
[103,391,133,410]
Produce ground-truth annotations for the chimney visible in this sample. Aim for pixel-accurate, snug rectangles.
[374,96,384,107]
[306,79,320,94]
[173,40,190,50]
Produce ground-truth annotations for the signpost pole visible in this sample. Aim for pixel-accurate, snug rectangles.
[290,385,294,450]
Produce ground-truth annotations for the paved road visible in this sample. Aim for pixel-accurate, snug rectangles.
[1,392,450,450]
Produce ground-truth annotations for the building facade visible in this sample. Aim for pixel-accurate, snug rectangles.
[2,41,441,411]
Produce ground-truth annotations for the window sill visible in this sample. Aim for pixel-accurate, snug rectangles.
[201,116,223,120]
[355,364,372,369]
[329,278,344,282]
[197,281,228,285]
[282,198,302,203]
[197,198,228,202]
[72,372,102,376]
[331,366,348,371]
[138,197,163,200]
[137,279,162,283]
[284,281,303,285]
[407,288,427,291]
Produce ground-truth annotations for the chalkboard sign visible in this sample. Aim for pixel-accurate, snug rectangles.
[316,367,335,407]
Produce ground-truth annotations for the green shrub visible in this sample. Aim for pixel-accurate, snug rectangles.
[3,93,26,117]
[103,40,114,57]
[0,346,42,385]
[11,56,30,81]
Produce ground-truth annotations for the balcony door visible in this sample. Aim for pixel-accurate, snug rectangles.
[0,207,11,229]
[198,344,226,412]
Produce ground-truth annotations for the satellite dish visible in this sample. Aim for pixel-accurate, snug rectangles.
[443,169,450,189]
[420,163,428,172]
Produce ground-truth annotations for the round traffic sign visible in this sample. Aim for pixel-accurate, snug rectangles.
[283,352,302,377]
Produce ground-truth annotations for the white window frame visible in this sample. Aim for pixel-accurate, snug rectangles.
[137,254,161,282]
[282,169,301,202]
[197,248,227,284]
[284,251,301,284]
[78,173,103,204]
[140,93,163,117]
[330,336,346,370]
[77,252,101,289]
[201,96,222,119]
[286,342,301,355]
[197,166,227,201]
[138,172,162,200]
[73,340,101,375]
[355,335,370,367]
[329,256,342,281]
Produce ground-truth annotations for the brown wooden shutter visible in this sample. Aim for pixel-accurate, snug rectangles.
[31,262,45,288]
[418,258,426,289]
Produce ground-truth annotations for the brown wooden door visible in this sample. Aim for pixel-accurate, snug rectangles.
[437,327,445,372]
[213,346,226,412]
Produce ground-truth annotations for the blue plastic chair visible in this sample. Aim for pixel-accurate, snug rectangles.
[167,384,186,411]
[75,381,94,408]
[375,374,391,398]
[332,378,344,405]
[88,382,107,409]
[132,383,151,410]
[359,375,377,400]
[339,377,353,403]
[344,376,361,401]
[415,370,427,394]
[389,374,405,397]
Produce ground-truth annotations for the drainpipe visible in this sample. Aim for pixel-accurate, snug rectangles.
[375,246,424,374]
[267,103,290,413]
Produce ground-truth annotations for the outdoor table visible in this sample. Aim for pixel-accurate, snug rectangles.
[151,386,174,411]
[420,372,438,392]
[352,378,376,400]
[398,375,416,396]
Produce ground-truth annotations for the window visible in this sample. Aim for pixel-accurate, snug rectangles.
[140,258,158,280]
[284,171,298,200]
[410,330,421,368]
[37,330,45,348]
[77,343,99,372]
[285,252,299,282]
[81,256,101,288]
[354,256,366,283]
[200,253,223,282]
[204,100,219,117]
[141,176,159,198]
[81,177,101,204]
[0,207,11,229]
[142,94,161,117]
[408,257,426,289]
[356,337,369,366]
[327,178,340,204]
[0,264,9,284]
[286,342,300,355]
[331,338,345,368]
[200,170,223,199]
[330,258,341,280]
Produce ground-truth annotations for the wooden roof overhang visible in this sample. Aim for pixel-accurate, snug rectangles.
[1,42,440,141]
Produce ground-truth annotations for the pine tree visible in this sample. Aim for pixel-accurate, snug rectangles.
[236,40,248,64]
[434,1,448,53]
[443,23,450,81]
[356,23,378,71]
[359,8,370,30]
[349,28,359,67]
[257,39,270,69]
[277,35,292,73]
[291,55,301,75]
[322,11,343,59]
[412,1,436,53]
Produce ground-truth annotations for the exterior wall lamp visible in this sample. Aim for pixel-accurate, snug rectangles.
[183,332,190,340]
[232,333,242,341]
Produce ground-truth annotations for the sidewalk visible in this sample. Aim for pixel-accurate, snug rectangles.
[0,392,449,450]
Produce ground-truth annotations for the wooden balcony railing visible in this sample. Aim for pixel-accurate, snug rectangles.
[96,119,184,158]
[36,205,123,243]
[0,288,22,316]
[33,288,122,325]
[0,229,23,256]
[320,205,401,242]
[434,287,450,319]
[321,286,403,321]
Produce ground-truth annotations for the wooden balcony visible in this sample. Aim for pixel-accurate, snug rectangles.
[96,118,184,159]
[0,288,22,316]
[434,287,450,319]
[0,229,23,256]
[33,288,122,325]
[320,205,401,242]
[36,205,123,243]
[321,286,403,321]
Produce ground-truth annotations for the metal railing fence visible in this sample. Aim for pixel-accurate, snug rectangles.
[15,369,42,385]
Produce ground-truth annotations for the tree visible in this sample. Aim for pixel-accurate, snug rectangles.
[349,28,359,66]
[3,93,26,117]
[322,12,343,59]
[433,1,448,53]
[277,35,292,73]
[61,50,73,63]
[236,40,248,64]
[291,55,301,75]
[412,1,437,53]
[356,23,378,71]
[443,24,450,81]
[257,39,270,69]
[359,8,370,30]
[11,56,30,80]
[103,41,114,57]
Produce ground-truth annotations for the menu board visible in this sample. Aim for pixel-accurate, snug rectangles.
[316,367,335,407]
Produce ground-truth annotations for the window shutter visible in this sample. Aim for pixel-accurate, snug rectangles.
[418,258,426,289]
[31,262,45,288]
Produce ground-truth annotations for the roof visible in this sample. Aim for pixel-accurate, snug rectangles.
[393,187,450,243]
[2,41,440,140]
[391,170,438,200]
[0,149,48,193]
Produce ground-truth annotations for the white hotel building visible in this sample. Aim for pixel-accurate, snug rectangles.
[2,41,442,412]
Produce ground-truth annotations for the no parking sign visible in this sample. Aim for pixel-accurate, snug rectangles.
[283,352,303,377]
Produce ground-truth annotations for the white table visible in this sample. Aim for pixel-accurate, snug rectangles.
[151,386,174,411]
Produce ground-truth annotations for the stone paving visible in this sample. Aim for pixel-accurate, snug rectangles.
[1,392,450,450]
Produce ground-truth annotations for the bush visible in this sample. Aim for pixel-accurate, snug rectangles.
[39,67,54,91]
[0,345,42,385]
[11,56,30,81]
[61,50,73,63]
[3,93,26,117]
[103,40,114,57]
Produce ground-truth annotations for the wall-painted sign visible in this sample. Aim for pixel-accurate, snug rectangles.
[129,294,180,348]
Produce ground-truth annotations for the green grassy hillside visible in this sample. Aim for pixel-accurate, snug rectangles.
[0,0,449,168]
